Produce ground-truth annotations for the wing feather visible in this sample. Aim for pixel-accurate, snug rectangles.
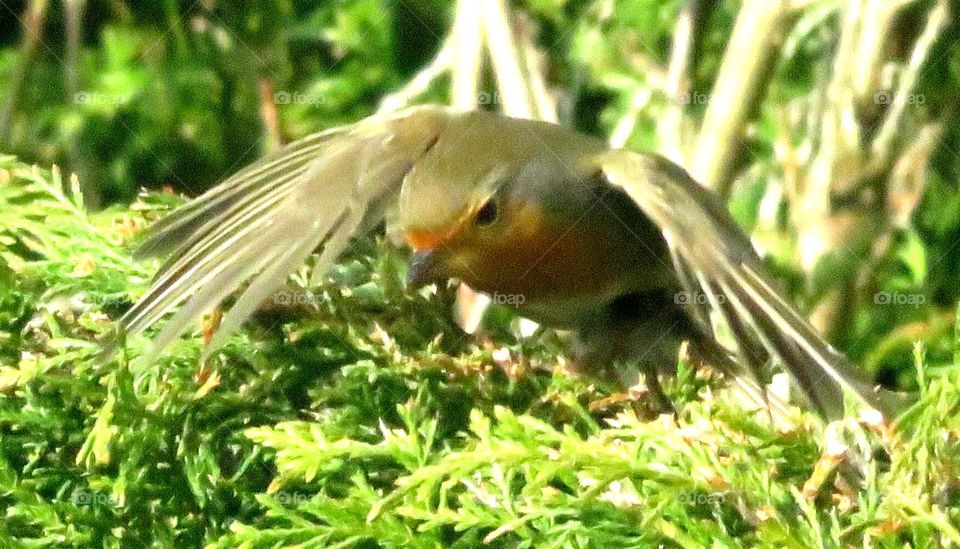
[600,150,911,419]
[136,126,349,259]
[116,106,451,360]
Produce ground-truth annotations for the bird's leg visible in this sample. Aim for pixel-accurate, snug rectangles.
[635,360,677,415]
[571,290,693,413]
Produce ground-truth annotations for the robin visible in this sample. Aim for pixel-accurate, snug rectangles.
[115,105,909,420]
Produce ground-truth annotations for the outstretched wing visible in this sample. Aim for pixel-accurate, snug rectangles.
[115,106,451,361]
[598,150,911,420]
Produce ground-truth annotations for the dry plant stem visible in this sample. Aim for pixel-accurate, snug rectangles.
[658,0,715,163]
[608,57,669,148]
[870,0,950,171]
[795,0,869,273]
[377,0,487,114]
[796,0,948,338]
[609,89,653,149]
[796,0,944,267]
[0,0,50,147]
[64,0,98,209]
[691,0,795,198]
[852,0,910,99]
[481,0,535,119]
[609,73,669,149]
[450,0,483,110]
[515,14,558,123]
[378,36,455,113]
[257,78,283,152]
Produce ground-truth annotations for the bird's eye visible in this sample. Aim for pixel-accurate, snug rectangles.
[474,199,499,227]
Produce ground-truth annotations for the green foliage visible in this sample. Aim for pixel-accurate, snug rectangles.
[1,1,445,206]
[2,0,960,546]
[1,155,959,547]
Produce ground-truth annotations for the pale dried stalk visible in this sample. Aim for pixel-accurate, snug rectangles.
[795,0,947,271]
[481,0,535,119]
[657,0,701,162]
[609,89,653,149]
[691,0,796,197]
[795,0,867,270]
[257,78,283,151]
[795,0,880,334]
[870,0,949,169]
[789,0,950,337]
[450,0,484,110]
[378,36,455,113]
[515,14,558,123]
[851,0,912,99]
[378,0,488,114]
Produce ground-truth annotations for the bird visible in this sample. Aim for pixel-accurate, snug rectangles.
[113,105,910,421]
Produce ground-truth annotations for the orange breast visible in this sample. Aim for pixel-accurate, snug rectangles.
[464,204,642,305]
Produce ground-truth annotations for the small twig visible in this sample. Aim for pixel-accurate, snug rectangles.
[609,88,653,149]
[257,78,283,152]
[379,34,456,113]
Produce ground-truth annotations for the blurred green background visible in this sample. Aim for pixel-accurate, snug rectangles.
[2,0,959,376]
[2,1,960,546]
[0,0,453,206]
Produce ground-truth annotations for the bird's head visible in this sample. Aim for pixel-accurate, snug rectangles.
[394,110,608,295]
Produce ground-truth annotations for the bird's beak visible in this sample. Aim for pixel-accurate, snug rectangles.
[407,249,444,288]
